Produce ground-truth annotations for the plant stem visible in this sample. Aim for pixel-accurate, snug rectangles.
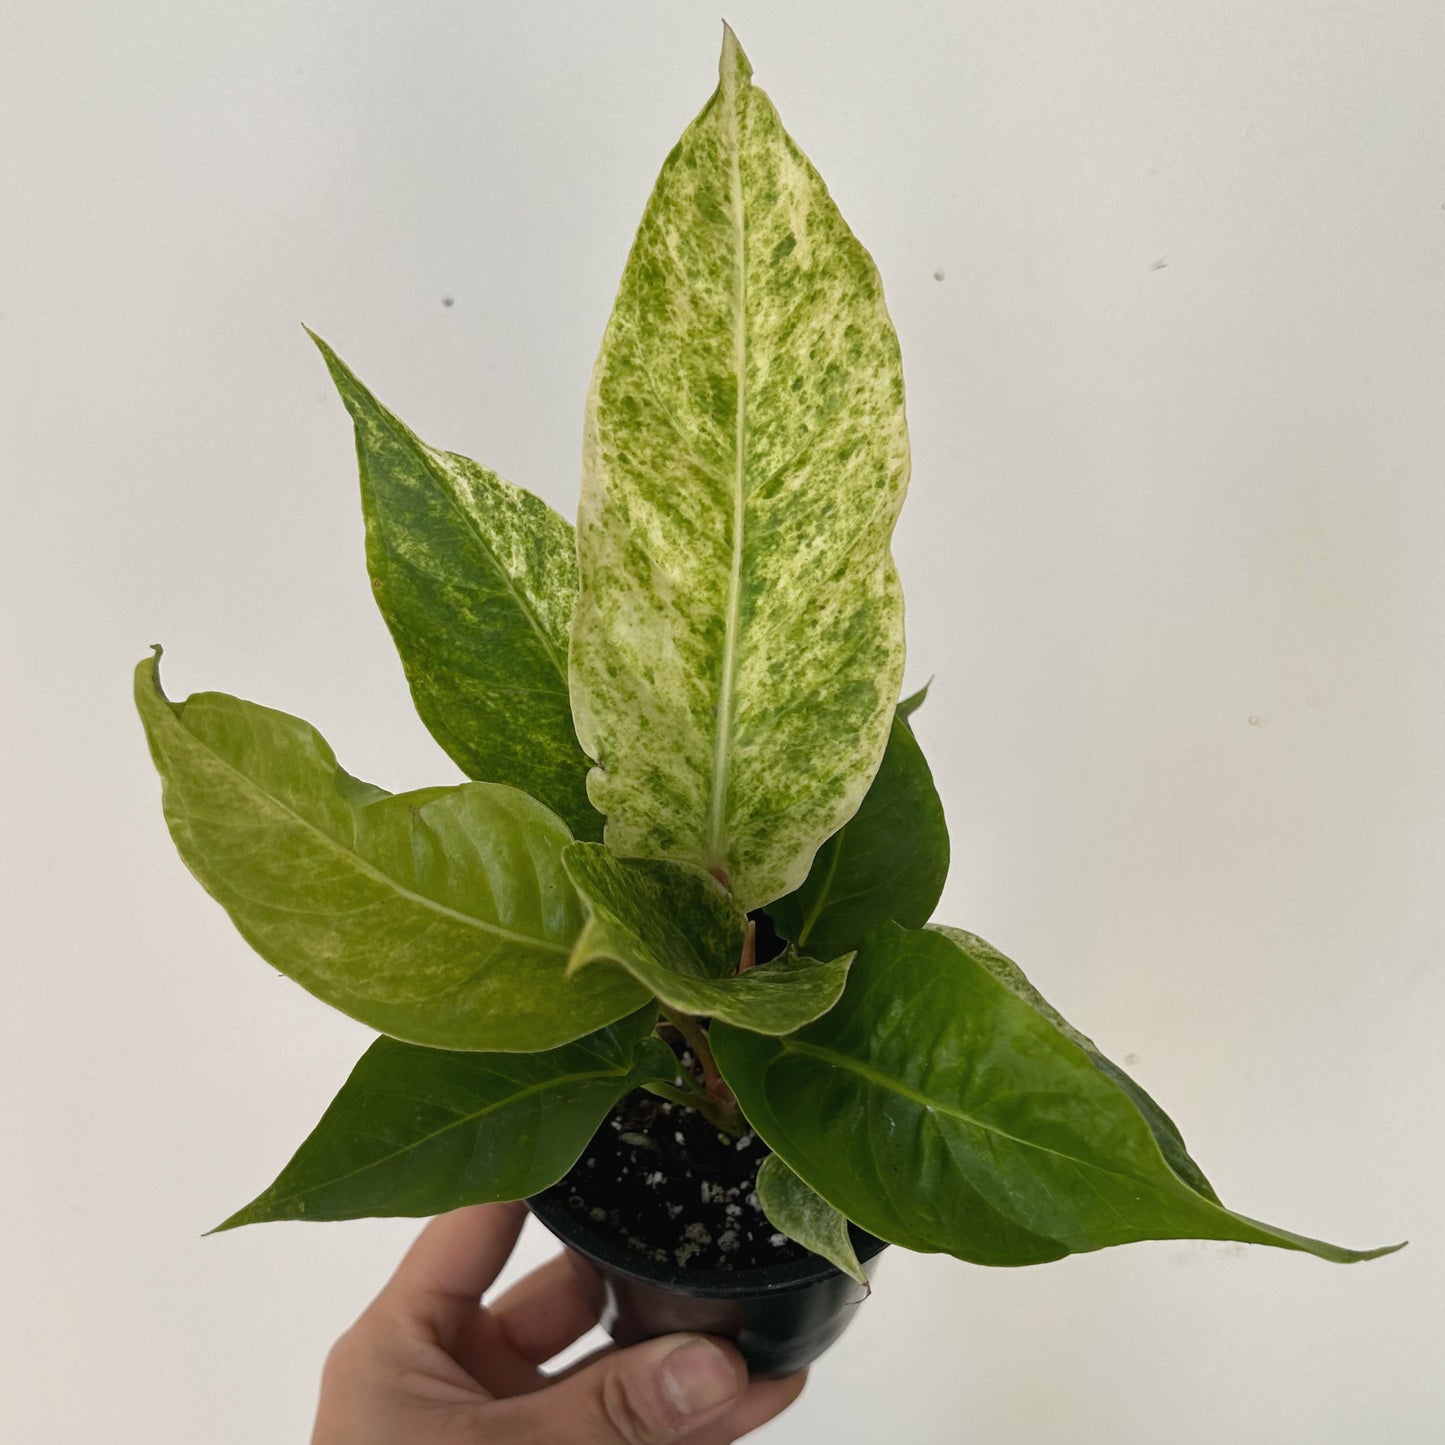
[643,1081,701,1110]
[663,1007,723,1091]
[658,1008,747,1136]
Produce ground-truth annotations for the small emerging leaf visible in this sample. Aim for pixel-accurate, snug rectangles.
[713,923,1402,1267]
[135,652,646,1052]
[770,715,949,960]
[570,27,910,910]
[563,844,853,1034]
[313,334,599,841]
[757,1154,868,1286]
[216,1011,673,1228]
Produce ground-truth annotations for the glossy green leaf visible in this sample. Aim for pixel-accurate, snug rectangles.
[570,26,910,911]
[135,652,646,1051]
[312,333,599,841]
[216,1013,673,1228]
[756,1154,867,1285]
[931,925,1218,1203]
[769,716,949,959]
[714,923,1402,1266]
[563,843,852,1033]
[895,681,930,727]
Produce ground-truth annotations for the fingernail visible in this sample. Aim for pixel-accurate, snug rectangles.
[657,1337,737,1417]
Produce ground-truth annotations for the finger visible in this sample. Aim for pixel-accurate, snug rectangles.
[451,1253,605,1395]
[683,1370,809,1444]
[372,1202,527,1346]
[489,1252,605,1364]
[485,1332,748,1444]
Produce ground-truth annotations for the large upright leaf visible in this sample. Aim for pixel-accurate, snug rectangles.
[215,1011,674,1228]
[312,334,598,841]
[135,652,645,1051]
[714,923,1401,1267]
[570,27,910,910]
[768,715,949,959]
[563,844,852,1034]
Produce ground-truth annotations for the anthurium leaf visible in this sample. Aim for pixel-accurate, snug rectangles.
[311,334,599,841]
[135,652,646,1051]
[714,923,1402,1266]
[570,26,910,911]
[214,1012,673,1228]
[756,1154,868,1286]
[769,716,949,960]
[895,681,930,728]
[562,843,854,1034]
[930,925,1218,1203]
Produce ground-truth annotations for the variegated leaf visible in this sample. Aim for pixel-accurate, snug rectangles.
[312,334,598,840]
[570,26,910,910]
[135,652,646,1052]
[563,843,852,1033]
[756,1154,868,1285]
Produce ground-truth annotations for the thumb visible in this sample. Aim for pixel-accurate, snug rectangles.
[496,1333,747,1444]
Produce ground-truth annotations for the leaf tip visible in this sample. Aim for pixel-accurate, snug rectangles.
[135,644,166,698]
[1356,1239,1408,1262]
[719,21,753,90]
[896,678,933,727]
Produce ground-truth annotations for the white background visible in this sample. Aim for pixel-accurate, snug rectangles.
[3,2,1442,1441]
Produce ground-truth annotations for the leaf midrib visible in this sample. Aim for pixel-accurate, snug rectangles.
[166,706,569,957]
[257,1057,635,1209]
[704,63,749,870]
[777,1038,1160,1193]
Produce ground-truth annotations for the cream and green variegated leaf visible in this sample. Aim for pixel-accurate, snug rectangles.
[713,923,1402,1267]
[214,1011,672,1229]
[756,1154,868,1286]
[312,333,599,841]
[135,652,646,1052]
[769,714,949,961]
[562,843,853,1033]
[571,26,910,910]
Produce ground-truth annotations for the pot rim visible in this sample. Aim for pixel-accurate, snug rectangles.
[528,1185,889,1300]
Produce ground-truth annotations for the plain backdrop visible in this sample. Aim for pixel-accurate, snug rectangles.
[3,2,1442,1441]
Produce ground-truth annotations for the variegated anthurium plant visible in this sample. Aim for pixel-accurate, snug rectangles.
[137,29,1398,1284]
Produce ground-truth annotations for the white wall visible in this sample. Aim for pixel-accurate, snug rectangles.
[3,2,1441,1440]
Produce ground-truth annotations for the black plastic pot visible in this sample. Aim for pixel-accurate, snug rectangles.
[529,1186,887,1379]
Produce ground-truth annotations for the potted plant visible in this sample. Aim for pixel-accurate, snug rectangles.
[135,26,1399,1380]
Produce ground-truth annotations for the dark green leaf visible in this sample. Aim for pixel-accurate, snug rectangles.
[896,681,930,727]
[215,1012,672,1228]
[769,717,949,959]
[135,652,646,1051]
[714,923,1402,1267]
[756,1154,867,1285]
[313,334,600,841]
[933,926,1218,1203]
[563,844,853,1034]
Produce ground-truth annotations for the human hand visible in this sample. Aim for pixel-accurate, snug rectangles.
[312,1201,807,1444]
